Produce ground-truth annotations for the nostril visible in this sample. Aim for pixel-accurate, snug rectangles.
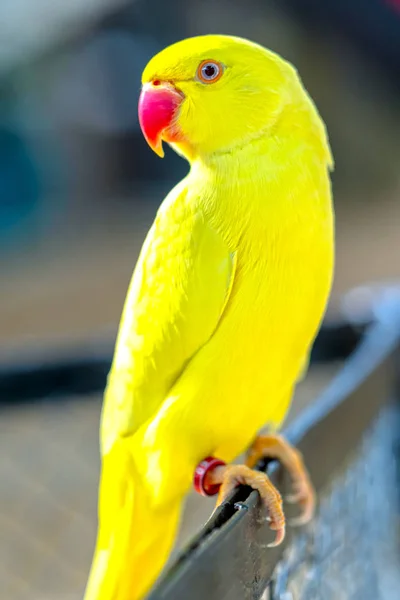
[152,80,161,87]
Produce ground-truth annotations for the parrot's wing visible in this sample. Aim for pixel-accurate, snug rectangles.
[102,185,236,446]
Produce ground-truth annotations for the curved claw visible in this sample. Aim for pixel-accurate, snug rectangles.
[211,464,286,547]
[286,486,311,504]
[289,492,315,526]
[267,523,286,547]
[289,513,311,527]
[287,479,315,525]
[246,434,316,529]
[286,492,303,504]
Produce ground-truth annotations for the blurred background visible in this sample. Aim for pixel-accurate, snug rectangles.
[0,0,399,598]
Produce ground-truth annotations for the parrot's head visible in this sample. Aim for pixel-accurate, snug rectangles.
[139,34,301,160]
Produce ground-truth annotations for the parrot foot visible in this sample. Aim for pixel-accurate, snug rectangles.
[205,464,285,546]
[245,434,315,527]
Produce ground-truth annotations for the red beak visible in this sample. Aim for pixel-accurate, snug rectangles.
[138,82,184,157]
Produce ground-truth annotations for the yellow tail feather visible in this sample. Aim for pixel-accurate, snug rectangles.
[84,444,182,600]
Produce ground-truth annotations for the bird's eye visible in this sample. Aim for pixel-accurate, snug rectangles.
[197,60,224,84]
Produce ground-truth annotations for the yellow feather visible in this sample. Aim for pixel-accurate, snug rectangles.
[85,34,334,599]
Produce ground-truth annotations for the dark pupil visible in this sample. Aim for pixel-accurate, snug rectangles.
[203,64,216,78]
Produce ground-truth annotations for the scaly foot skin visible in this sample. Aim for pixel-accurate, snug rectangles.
[205,464,286,546]
[246,434,315,526]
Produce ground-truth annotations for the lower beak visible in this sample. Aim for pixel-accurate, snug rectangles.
[138,82,184,157]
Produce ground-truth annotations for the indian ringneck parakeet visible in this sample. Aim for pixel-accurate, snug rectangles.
[84,35,334,600]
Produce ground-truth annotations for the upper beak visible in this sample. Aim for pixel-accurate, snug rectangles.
[138,82,184,157]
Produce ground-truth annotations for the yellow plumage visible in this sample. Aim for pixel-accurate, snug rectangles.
[84,35,334,600]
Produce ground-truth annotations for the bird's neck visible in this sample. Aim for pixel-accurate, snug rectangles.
[188,128,296,193]
[184,117,332,240]
[187,97,332,182]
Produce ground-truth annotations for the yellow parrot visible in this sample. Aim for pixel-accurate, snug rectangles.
[84,34,334,600]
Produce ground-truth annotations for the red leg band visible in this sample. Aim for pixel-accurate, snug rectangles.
[193,456,226,496]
